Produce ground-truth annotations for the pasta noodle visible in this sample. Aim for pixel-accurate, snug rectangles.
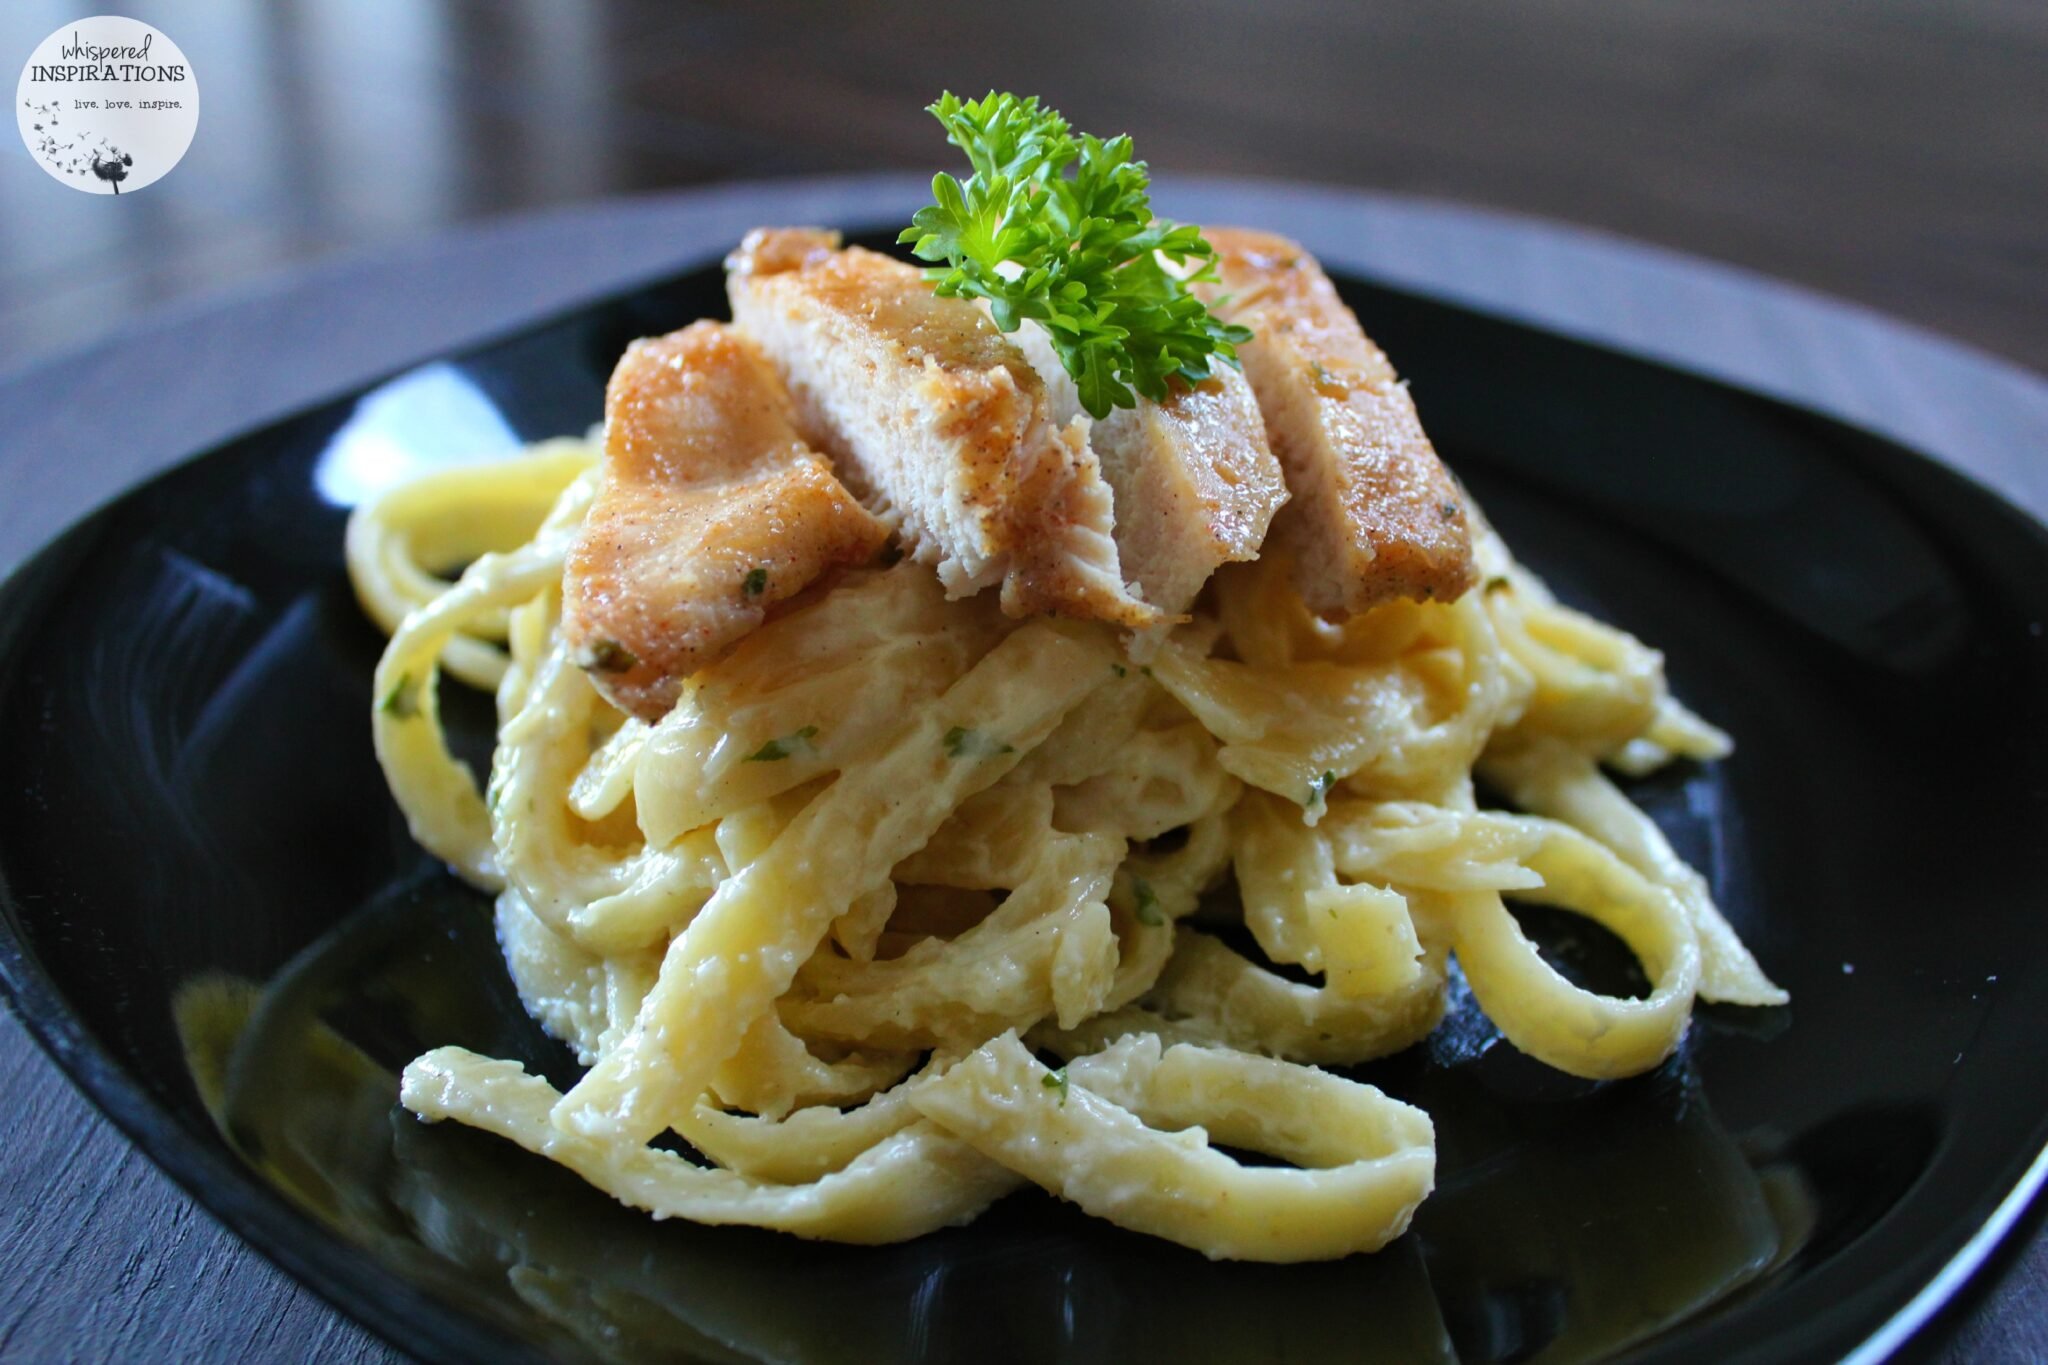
[350,431,1783,1263]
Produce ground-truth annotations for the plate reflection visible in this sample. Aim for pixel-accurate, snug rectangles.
[173,872,1811,1365]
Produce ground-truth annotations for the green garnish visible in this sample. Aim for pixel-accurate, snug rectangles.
[1132,875,1164,927]
[377,673,419,720]
[943,725,1015,759]
[745,725,818,762]
[900,91,1252,420]
[1042,1067,1070,1104]
[1484,575,1511,594]
[576,638,639,674]
[743,567,769,597]
[1306,770,1338,810]
[1111,663,1128,678]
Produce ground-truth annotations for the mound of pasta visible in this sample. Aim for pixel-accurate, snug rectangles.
[350,426,1783,1263]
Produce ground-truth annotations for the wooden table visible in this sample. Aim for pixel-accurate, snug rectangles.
[2,176,2046,1362]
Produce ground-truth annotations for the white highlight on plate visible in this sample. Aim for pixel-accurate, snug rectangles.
[315,364,524,507]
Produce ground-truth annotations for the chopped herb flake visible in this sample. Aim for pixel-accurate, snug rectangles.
[1132,876,1163,926]
[1484,575,1511,593]
[576,638,639,674]
[745,725,819,762]
[1111,663,1128,678]
[743,567,769,596]
[943,725,1015,759]
[377,674,419,720]
[1306,770,1338,809]
[1042,1068,1070,1103]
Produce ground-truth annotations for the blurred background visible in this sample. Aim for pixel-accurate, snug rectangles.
[1,0,2042,379]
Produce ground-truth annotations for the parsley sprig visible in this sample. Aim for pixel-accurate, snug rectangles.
[899,91,1251,420]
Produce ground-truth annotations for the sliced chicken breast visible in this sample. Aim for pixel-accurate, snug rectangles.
[726,228,1157,627]
[1006,320,1288,617]
[564,320,889,721]
[1203,229,1477,615]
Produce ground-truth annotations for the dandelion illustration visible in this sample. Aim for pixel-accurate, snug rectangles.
[91,151,133,192]
[23,101,136,191]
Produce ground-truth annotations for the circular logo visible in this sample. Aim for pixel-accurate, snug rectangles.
[16,16,197,195]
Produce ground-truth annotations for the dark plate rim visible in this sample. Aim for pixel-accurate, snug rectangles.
[2,176,2047,1364]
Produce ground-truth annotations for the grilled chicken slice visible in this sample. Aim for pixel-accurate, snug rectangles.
[1007,320,1287,616]
[1203,229,1476,615]
[726,228,1158,627]
[564,320,889,722]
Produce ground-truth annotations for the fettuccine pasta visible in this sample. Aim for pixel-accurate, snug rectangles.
[350,434,1783,1264]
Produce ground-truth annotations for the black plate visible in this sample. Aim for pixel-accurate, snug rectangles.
[1,225,2045,1365]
